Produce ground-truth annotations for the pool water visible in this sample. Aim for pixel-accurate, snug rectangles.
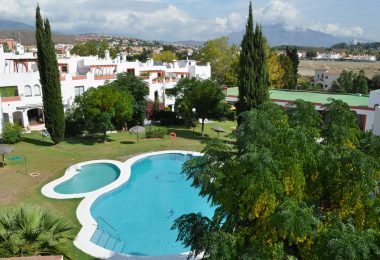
[54,163,120,194]
[90,153,214,256]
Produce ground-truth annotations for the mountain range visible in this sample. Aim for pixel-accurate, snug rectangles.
[0,20,76,45]
[0,19,367,47]
[228,24,365,47]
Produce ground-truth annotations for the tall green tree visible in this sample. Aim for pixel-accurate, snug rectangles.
[268,50,285,88]
[237,1,269,117]
[107,73,149,126]
[332,70,368,94]
[278,54,294,89]
[286,46,299,88]
[70,40,117,59]
[72,86,133,142]
[369,73,380,90]
[352,70,368,94]
[172,100,380,259]
[197,37,239,87]
[35,5,65,144]
[152,50,177,63]
[166,78,230,137]
[0,204,73,258]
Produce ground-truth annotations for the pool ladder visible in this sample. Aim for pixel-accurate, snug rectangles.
[70,163,81,173]
[93,217,126,253]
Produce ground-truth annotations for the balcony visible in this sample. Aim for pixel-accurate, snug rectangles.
[1,96,21,102]
[72,75,87,80]
[94,75,115,80]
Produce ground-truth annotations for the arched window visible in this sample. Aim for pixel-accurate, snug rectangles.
[24,85,32,97]
[33,84,41,96]
[94,68,103,76]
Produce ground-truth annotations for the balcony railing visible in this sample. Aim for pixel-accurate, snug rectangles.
[72,75,87,80]
[94,75,115,80]
[1,96,21,102]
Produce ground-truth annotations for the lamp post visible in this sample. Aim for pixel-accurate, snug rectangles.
[192,108,196,133]
[161,83,166,107]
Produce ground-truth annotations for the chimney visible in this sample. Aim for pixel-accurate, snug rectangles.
[105,50,110,60]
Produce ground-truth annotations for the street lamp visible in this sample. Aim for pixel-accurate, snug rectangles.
[161,83,166,107]
[192,108,196,133]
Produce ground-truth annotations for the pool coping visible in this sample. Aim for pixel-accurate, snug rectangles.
[41,160,126,199]
[41,150,203,259]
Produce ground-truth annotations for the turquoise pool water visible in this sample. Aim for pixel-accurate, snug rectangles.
[54,163,120,194]
[90,153,214,256]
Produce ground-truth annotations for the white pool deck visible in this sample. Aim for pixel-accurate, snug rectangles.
[41,150,203,260]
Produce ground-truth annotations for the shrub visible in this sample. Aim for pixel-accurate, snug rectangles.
[154,110,183,125]
[1,123,22,144]
[64,111,85,137]
[145,126,167,139]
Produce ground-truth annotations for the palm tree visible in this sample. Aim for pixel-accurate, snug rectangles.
[0,204,74,258]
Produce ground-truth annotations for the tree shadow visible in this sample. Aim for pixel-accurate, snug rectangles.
[22,137,55,147]
[65,135,115,145]
[120,140,135,144]
[167,128,214,145]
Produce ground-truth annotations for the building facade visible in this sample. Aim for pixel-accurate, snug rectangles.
[314,66,341,91]
[226,87,380,135]
[0,44,211,132]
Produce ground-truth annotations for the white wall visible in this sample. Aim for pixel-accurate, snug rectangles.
[372,107,380,135]
[0,48,212,131]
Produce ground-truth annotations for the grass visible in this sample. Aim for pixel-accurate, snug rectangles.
[0,121,236,259]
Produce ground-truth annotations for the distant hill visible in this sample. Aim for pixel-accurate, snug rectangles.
[171,40,204,47]
[0,19,34,30]
[0,29,77,45]
[0,19,77,45]
[228,24,356,47]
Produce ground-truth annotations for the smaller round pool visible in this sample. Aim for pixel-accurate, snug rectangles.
[54,163,120,194]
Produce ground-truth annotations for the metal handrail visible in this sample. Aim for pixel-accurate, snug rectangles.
[97,217,121,241]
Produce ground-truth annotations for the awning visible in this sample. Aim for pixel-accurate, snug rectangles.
[16,103,43,110]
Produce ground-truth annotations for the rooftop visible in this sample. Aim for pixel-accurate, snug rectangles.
[226,87,369,107]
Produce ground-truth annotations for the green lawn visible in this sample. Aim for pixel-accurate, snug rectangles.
[0,121,235,259]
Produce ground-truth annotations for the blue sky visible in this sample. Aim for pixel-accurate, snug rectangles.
[0,0,378,41]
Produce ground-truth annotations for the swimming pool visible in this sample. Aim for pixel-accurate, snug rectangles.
[41,160,125,199]
[42,151,208,259]
[54,163,120,194]
[90,153,214,256]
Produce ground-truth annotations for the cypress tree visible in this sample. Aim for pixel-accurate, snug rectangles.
[286,46,299,89]
[253,24,269,105]
[35,5,65,144]
[237,1,269,118]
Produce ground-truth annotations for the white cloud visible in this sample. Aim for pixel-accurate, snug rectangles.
[0,0,369,41]
[311,23,364,37]
[255,0,365,38]
[256,0,299,25]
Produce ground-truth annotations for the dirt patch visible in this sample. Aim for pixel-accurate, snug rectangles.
[299,60,380,78]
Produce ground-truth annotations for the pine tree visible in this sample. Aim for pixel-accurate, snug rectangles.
[237,1,269,117]
[35,5,65,144]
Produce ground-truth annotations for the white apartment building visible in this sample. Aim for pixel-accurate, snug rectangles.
[314,66,341,90]
[0,44,211,132]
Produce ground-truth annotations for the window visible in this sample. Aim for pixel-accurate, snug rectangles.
[154,90,158,101]
[324,85,328,88]
[74,86,84,97]
[24,85,32,97]
[33,84,41,96]
[325,75,328,79]
[61,65,68,73]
